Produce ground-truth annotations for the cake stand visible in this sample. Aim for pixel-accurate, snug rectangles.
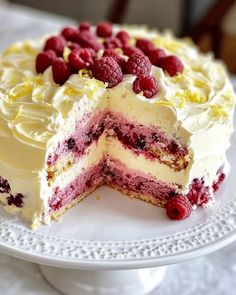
[0,138,236,295]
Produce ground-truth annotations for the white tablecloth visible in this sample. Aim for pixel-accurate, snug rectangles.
[0,3,235,295]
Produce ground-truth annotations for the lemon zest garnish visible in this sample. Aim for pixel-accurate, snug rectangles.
[64,86,83,97]
[185,90,207,103]
[78,69,90,78]
[156,100,173,107]
[171,75,182,84]
[193,79,208,89]
[115,48,123,55]
[63,46,71,62]
[210,105,228,118]
[175,90,207,105]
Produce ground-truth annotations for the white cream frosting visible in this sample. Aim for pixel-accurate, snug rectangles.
[0,25,235,226]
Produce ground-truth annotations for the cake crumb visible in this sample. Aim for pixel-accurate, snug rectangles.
[96,195,102,200]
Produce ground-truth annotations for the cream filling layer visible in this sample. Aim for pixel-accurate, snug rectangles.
[107,137,224,191]
[48,134,107,193]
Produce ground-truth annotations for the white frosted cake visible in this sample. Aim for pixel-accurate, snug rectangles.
[0,22,234,227]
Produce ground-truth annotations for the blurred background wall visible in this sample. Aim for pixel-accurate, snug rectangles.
[8,0,217,35]
[3,0,236,72]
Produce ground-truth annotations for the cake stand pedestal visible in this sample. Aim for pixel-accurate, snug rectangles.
[0,142,235,295]
[39,265,168,295]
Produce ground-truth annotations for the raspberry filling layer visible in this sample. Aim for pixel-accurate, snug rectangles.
[104,158,178,201]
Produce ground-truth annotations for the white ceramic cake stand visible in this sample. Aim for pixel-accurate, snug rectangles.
[0,138,236,295]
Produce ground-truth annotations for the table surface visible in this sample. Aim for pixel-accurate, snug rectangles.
[0,3,235,295]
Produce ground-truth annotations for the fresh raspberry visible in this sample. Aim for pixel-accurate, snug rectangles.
[125,53,152,76]
[0,176,11,193]
[116,30,130,45]
[79,21,91,31]
[103,37,122,49]
[187,178,211,206]
[61,27,79,42]
[133,75,159,98]
[77,30,103,51]
[52,59,74,85]
[213,172,225,192]
[159,55,184,76]
[96,21,112,38]
[68,43,81,51]
[166,195,192,220]
[36,50,57,73]
[7,193,24,208]
[69,48,94,71]
[87,48,96,58]
[122,46,143,57]
[136,38,155,55]
[92,57,123,88]
[103,49,126,71]
[44,35,66,56]
[148,48,166,66]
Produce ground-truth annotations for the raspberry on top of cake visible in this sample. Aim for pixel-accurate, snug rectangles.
[0,21,234,227]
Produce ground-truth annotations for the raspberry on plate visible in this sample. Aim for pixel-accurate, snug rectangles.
[36,50,57,73]
[96,21,112,38]
[133,75,159,98]
[92,56,123,88]
[44,36,66,56]
[126,53,152,76]
[159,55,184,76]
[136,38,156,55]
[52,59,74,85]
[166,195,192,220]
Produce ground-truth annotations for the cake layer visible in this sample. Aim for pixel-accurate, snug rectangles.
[45,107,227,196]
[105,158,178,204]
[49,161,104,211]
[47,109,190,177]
[48,157,176,213]
[48,156,224,216]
